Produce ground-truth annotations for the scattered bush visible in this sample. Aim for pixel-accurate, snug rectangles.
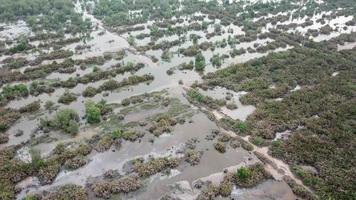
[41,109,80,135]
[85,101,101,124]
[195,53,206,71]
[58,91,77,105]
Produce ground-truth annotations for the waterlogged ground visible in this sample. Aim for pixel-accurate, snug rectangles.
[0,0,355,199]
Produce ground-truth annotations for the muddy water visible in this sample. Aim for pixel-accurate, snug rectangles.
[33,127,99,157]
[136,149,257,200]
[69,1,129,59]
[231,180,296,200]
[0,20,31,41]
[0,116,38,148]
[18,111,262,199]
[261,10,356,42]
[53,113,216,184]
[338,41,356,51]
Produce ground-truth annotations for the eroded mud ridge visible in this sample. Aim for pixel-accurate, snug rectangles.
[0,0,355,199]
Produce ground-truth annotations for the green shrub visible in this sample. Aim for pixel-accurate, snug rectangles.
[44,101,55,110]
[187,89,205,102]
[195,53,206,71]
[111,129,123,140]
[51,109,80,135]
[58,91,77,105]
[235,164,270,187]
[82,86,98,97]
[85,101,101,124]
[250,136,265,146]
[0,84,29,100]
[236,167,251,182]
[9,39,30,54]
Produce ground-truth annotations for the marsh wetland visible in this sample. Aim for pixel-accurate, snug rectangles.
[0,0,355,199]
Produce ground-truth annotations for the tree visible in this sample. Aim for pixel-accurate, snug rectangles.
[85,101,101,124]
[195,53,206,71]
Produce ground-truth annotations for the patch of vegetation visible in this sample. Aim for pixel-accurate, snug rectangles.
[34,50,73,64]
[184,149,202,166]
[42,184,87,200]
[196,183,219,200]
[226,102,237,110]
[110,129,144,142]
[82,86,98,97]
[2,57,28,69]
[283,176,318,200]
[133,157,180,177]
[19,101,41,114]
[161,50,172,62]
[218,117,248,135]
[214,141,226,153]
[186,88,226,110]
[210,54,223,67]
[40,109,80,135]
[0,84,29,104]
[29,81,55,96]
[93,133,122,152]
[62,62,145,89]
[58,91,77,105]
[195,53,206,71]
[249,136,269,147]
[91,175,141,199]
[64,156,87,170]
[120,91,165,109]
[234,164,271,188]
[8,39,32,54]
[0,108,21,135]
[0,143,91,199]
[230,48,246,57]
[219,174,234,197]
[81,74,154,96]
[85,101,101,124]
[148,115,177,136]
